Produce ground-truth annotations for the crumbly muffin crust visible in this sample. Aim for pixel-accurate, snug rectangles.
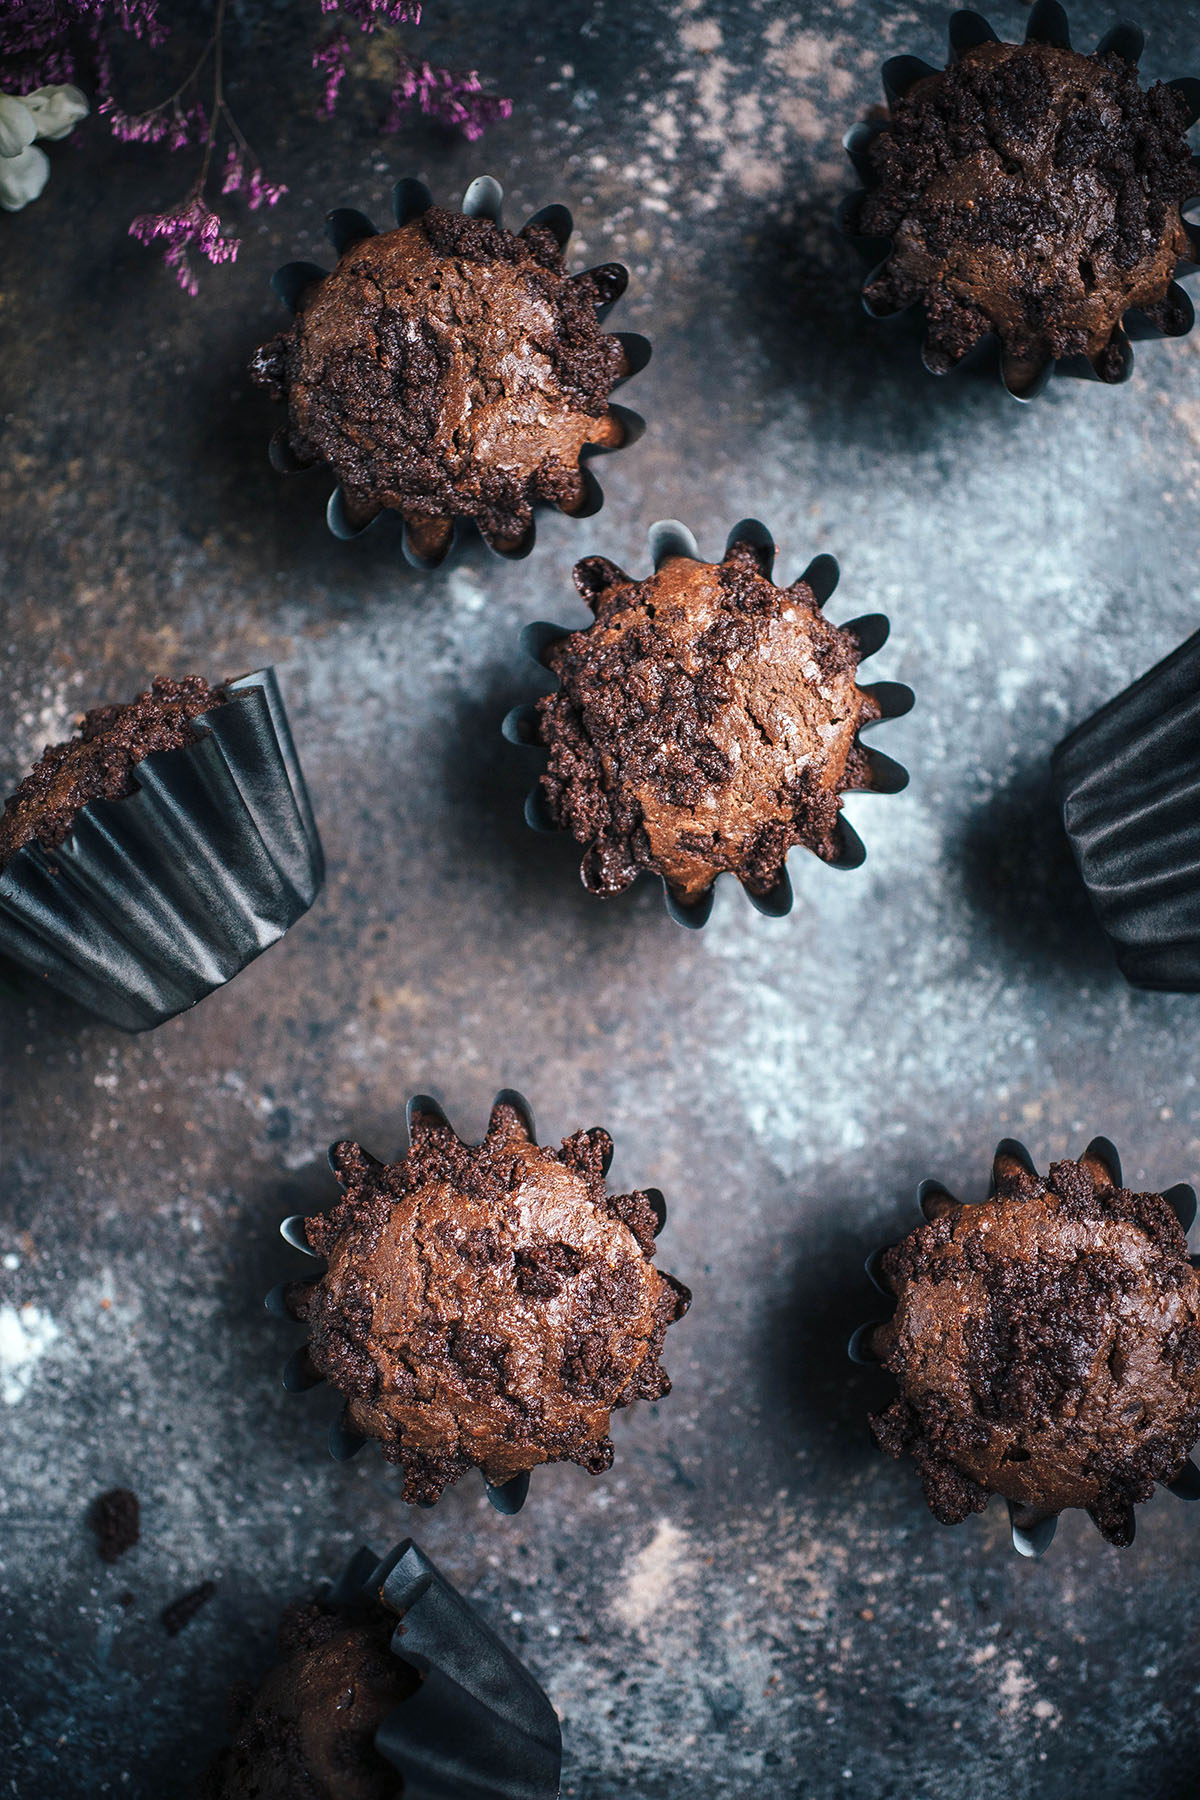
[251,207,630,556]
[0,676,224,867]
[535,539,882,907]
[870,1147,1200,1544]
[195,1597,414,1800]
[288,1100,690,1504]
[857,41,1195,383]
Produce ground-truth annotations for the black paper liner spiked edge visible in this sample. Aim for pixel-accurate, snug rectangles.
[0,669,323,1031]
[502,518,914,930]
[837,2,1200,401]
[1053,627,1200,991]
[266,1087,673,1515]
[848,1136,1200,1556]
[262,174,649,570]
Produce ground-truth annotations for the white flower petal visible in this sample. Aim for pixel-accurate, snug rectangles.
[0,142,50,212]
[24,84,89,143]
[0,93,36,159]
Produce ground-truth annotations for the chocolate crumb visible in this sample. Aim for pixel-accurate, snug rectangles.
[88,1488,140,1564]
[161,1579,216,1636]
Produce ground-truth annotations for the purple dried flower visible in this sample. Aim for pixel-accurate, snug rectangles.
[129,193,239,295]
[313,29,350,119]
[385,56,512,140]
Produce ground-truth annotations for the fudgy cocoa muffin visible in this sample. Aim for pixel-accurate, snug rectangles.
[855,38,1196,388]
[869,1144,1200,1545]
[0,676,224,866]
[195,1593,416,1800]
[251,204,632,559]
[287,1099,690,1504]
[535,538,884,908]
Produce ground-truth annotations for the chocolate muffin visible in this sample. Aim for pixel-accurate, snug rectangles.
[0,675,223,865]
[533,532,894,912]
[251,189,636,561]
[285,1098,690,1504]
[868,1142,1200,1545]
[196,1593,416,1799]
[852,30,1197,390]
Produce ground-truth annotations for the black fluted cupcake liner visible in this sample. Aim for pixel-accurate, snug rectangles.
[838,0,1200,401]
[268,1087,672,1514]
[263,174,648,571]
[849,1135,1200,1556]
[502,517,913,930]
[1053,627,1200,991]
[0,669,323,1031]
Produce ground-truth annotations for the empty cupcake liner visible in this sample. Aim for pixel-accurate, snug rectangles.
[322,1538,562,1799]
[502,517,914,930]
[1053,627,1200,991]
[0,669,323,1031]
[267,1086,671,1514]
[849,1135,1200,1556]
[263,174,648,572]
[838,0,1200,401]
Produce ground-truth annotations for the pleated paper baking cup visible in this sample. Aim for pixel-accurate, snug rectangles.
[330,1539,562,1800]
[260,174,648,571]
[1053,627,1200,990]
[849,1136,1200,1556]
[838,0,1200,400]
[266,1087,680,1516]
[0,669,323,1031]
[503,517,913,929]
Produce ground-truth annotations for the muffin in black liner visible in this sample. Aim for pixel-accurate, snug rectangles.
[838,1,1200,400]
[503,518,913,930]
[849,1136,1200,1556]
[1053,627,1200,991]
[198,1537,561,1800]
[255,174,649,571]
[0,669,323,1031]
[266,1088,685,1517]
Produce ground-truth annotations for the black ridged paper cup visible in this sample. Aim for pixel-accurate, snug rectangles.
[0,669,323,1030]
[849,1136,1200,1556]
[502,518,913,929]
[838,1,1200,400]
[262,174,648,571]
[266,1087,673,1515]
[1054,628,1200,990]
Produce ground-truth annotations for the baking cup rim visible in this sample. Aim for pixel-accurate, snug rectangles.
[838,3,1200,401]
[502,516,913,931]
[848,1132,1200,1556]
[0,667,323,1031]
[267,1085,681,1515]
[261,171,648,572]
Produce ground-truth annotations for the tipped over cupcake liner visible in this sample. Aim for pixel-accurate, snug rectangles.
[291,1538,564,1799]
[849,1135,1200,1556]
[0,669,323,1031]
[268,1087,672,1514]
[503,517,913,930]
[263,174,648,572]
[839,1,1200,401]
[1053,626,1200,990]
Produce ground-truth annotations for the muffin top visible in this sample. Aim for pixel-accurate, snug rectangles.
[870,1146,1200,1544]
[289,1100,690,1504]
[251,207,629,557]
[858,40,1195,385]
[195,1595,414,1800]
[0,675,223,868]
[535,539,882,908]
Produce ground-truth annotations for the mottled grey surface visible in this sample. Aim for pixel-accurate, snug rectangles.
[3,1,1200,1796]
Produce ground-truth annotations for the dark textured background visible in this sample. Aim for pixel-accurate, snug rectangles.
[4,1,1200,1795]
